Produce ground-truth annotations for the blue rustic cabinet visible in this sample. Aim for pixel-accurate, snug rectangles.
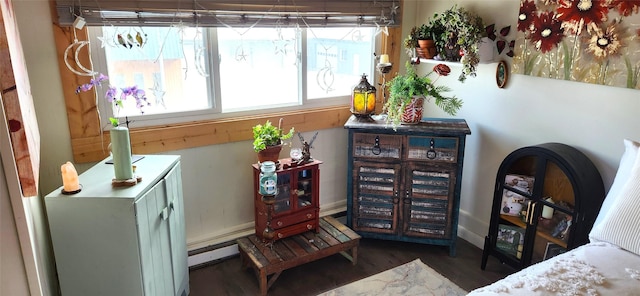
[45,155,189,296]
[344,116,471,256]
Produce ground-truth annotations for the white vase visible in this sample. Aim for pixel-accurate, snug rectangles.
[111,126,134,180]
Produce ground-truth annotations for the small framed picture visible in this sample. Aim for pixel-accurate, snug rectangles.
[496,60,509,88]
[543,242,566,260]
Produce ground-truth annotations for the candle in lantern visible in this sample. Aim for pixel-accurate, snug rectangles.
[379,54,390,64]
[61,161,80,192]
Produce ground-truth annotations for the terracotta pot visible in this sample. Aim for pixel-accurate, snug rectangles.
[257,144,283,163]
[401,96,425,125]
[415,48,428,59]
[417,40,437,59]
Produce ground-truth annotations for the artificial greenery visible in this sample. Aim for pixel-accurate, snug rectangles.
[429,5,485,82]
[403,26,420,49]
[384,61,462,128]
[252,120,295,152]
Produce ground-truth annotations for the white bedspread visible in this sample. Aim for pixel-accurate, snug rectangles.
[468,242,640,296]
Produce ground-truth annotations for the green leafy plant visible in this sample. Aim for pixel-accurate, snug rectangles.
[403,26,420,49]
[429,5,485,82]
[384,61,462,127]
[252,120,295,152]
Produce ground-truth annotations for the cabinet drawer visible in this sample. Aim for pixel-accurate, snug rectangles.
[353,133,402,160]
[273,220,318,240]
[272,208,316,229]
[406,136,458,163]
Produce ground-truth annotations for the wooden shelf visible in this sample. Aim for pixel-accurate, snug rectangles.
[419,58,495,65]
[501,215,567,248]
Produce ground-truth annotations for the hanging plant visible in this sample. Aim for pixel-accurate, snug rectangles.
[429,5,486,82]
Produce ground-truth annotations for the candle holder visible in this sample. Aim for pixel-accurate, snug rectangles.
[376,62,393,112]
[261,194,276,245]
[61,184,82,195]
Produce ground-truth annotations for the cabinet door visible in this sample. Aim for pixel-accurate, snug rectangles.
[295,167,316,210]
[402,163,456,239]
[274,170,293,214]
[493,156,577,266]
[165,163,189,295]
[135,180,174,296]
[351,161,401,234]
[528,160,576,264]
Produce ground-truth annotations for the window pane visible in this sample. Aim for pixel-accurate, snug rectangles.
[307,27,375,100]
[217,27,299,112]
[99,26,210,117]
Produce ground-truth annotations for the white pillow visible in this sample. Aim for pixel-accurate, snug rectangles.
[589,146,640,255]
[592,139,640,231]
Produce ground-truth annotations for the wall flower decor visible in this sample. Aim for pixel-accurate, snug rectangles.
[513,0,640,89]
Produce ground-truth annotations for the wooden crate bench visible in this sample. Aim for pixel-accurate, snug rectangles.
[237,216,360,296]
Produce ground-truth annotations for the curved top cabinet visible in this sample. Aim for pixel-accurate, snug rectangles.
[481,143,605,270]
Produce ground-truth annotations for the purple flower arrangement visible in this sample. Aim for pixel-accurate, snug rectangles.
[76,73,150,127]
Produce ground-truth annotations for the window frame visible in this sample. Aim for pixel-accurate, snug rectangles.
[54,24,400,164]
[87,25,377,128]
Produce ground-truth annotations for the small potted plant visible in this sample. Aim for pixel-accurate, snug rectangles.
[252,119,295,163]
[418,21,444,59]
[430,5,485,82]
[384,61,462,128]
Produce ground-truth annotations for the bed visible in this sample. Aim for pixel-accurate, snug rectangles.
[469,139,640,295]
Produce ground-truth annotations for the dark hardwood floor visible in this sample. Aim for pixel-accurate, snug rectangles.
[188,227,515,295]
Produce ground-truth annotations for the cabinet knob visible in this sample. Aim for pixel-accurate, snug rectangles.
[277,221,283,226]
[427,138,437,159]
[307,213,312,219]
[277,233,283,238]
[372,136,382,155]
[307,224,313,230]
[403,190,411,204]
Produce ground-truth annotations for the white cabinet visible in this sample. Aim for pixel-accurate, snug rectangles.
[45,155,189,296]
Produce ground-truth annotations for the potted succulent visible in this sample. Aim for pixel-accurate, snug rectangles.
[384,61,463,128]
[252,119,295,163]
[429,5,485,82]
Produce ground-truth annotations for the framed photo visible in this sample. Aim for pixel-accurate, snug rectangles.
[500,189,525,216]
[504,174,534,194]
[496,60,509,88]
[496,224,525,258]
[543,242,566,260]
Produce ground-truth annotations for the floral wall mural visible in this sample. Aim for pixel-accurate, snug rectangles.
[513,0,640,89]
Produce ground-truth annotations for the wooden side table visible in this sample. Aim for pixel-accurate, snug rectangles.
[238,216,360,296]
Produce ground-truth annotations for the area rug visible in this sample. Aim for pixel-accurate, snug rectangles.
[317,259,467,296]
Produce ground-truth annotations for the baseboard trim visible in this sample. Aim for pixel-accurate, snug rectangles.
[187,205,489,268]
[187,205,347,268]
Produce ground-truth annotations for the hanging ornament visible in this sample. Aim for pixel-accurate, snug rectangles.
[149,79,166,108]
[352,29,365,42]
[235,45,248,61]
[316,59,335,93]
[64,29,98,77]
[117,34,132,49]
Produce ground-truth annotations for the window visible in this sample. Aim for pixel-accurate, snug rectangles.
[88,25,376,127]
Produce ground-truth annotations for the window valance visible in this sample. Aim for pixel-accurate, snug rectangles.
[55,0,402,28]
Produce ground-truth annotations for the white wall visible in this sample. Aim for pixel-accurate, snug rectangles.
[0,158,30,296]
[408,0,638,246]
[13,2,638,284]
